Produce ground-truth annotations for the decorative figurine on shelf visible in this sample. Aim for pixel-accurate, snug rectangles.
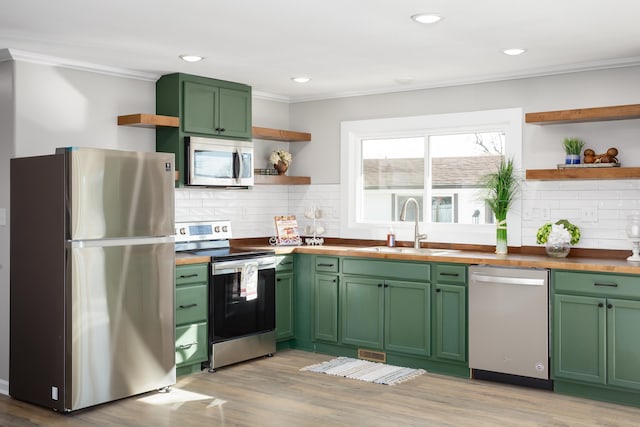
[270,150,292,175]
[536,219,581,258]
[583,147,619,164]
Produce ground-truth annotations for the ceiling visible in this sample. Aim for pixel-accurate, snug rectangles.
[1,0,640,102]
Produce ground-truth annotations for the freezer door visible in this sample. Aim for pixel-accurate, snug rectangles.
[66,147,175,239]
[67,239,175,411]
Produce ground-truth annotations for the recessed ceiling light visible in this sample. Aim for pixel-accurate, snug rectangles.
[411,13,442,24]
[502,48,527,56]
[291,77,311,83]
[179,55,204,63]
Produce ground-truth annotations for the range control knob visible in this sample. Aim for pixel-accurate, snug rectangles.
[214,226,221,233]
[179,227,187,235]
[222,225,228,232]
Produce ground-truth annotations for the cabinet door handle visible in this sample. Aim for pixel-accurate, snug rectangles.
[281,261,293,266]
[441,272,459,277]
[178,303,198,309]
[277,278,283,282]
[607,303,613,309]
[436,288,441,292]
[219,128,226,132]
[177,342,197,350]
[594,282,618,287]
[179,273,199,279]
[377,283,383,287]
[318,263,335,267]
[598,302,604,308]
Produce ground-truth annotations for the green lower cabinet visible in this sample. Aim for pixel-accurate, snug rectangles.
[340,276,431,357]
[434,283,466,362]
[607,298,640,390]
[175,263,209,375]
[340,277,384,349]
[385,280,431,357]
[553,270,640,407]
[276,271,295,341]
[314,273,339,343]
[553,294,606,384]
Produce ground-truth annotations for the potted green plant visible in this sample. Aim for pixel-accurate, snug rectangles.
[563,137,584,164]
[536,219,581,258]
[482,157,519,255]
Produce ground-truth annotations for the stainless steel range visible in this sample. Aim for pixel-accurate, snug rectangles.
[175,220,276,371]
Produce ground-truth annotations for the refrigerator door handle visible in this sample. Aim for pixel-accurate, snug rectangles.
[68,236,175,248]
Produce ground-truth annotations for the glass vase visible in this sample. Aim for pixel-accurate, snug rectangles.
[495,220,508,255]
[545,242,570,258]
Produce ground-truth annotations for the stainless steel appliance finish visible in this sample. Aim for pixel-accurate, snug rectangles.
[469,266,550,384]
[10,147,176,412]
[174,220,276,371]
[185,136,254,187]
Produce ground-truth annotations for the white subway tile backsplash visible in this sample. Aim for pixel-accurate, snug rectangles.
[175,179,636,249]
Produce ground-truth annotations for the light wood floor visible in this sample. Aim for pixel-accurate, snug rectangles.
[2,349,640,426]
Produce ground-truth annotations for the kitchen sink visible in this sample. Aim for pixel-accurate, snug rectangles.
[356,246,459,256]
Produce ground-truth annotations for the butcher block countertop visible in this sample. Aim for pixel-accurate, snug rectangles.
[176,253,210,266]
[236,239,640,275]
[177,240,640,274]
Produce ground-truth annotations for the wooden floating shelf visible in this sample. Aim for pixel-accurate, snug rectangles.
[117,114,179,128]
[252,126,311,142]
[525,104,640,124]
[526,167,640,180]
[254,175,311,185]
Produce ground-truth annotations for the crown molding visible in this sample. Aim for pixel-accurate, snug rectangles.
[0,48,159,81]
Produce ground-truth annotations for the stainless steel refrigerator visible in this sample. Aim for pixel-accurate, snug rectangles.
[10,147,176,412]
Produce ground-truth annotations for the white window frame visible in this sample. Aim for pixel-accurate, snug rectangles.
[340,108,523,247]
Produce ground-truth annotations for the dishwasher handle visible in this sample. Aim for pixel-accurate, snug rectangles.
[471,273,545,286]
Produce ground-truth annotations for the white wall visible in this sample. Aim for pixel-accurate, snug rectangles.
[287,66,640,249]
[0,59,156,391]
[0,60,15,395]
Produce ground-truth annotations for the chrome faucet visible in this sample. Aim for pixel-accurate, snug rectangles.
[400,197,428,248]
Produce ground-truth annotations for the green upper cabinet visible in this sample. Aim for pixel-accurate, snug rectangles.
[156,73,252,186]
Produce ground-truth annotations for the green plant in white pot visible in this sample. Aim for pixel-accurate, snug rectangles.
[563,137,584,164]
[482,158,519,255]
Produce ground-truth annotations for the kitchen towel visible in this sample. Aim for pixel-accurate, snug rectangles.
[241,262,259,301]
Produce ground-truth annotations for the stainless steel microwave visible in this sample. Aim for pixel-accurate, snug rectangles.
[185,136,254,187]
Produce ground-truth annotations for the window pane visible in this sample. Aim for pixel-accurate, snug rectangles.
[430,132,504,225]
[362,137,424,222]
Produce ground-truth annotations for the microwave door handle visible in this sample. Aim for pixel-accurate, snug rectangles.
[233,149,242,183]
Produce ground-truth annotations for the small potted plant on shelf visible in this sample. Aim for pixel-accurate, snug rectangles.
[536,219,581,258]
[270,150,292,175]
[563,137,584,165]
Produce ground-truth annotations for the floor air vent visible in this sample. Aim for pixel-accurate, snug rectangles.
[358,349,386,363]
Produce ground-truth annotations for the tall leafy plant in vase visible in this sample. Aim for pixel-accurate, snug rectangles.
[482,158,519,255]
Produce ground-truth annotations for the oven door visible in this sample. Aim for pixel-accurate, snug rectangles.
[210,256,276,344]
[186,136,254,187]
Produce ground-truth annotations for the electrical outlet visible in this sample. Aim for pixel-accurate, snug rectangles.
[581,207,598,223]
[541,207,550,220]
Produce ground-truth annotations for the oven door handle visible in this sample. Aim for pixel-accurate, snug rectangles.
[212,258,276,276]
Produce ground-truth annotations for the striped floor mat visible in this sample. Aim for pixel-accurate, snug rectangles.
[300,357,426,385]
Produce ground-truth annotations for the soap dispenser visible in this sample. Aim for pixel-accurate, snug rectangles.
[386,226,396,247]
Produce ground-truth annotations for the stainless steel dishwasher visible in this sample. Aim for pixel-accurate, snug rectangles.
[469,265,551,389]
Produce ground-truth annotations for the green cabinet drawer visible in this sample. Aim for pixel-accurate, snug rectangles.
[176,284,208,325]
[176,264,208,286]
[554,271,640,299]
[277,255,295,272]
[434,264,467,284]
[175,322,208,367]
[342,258,430,282]
[315,256,339,273]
